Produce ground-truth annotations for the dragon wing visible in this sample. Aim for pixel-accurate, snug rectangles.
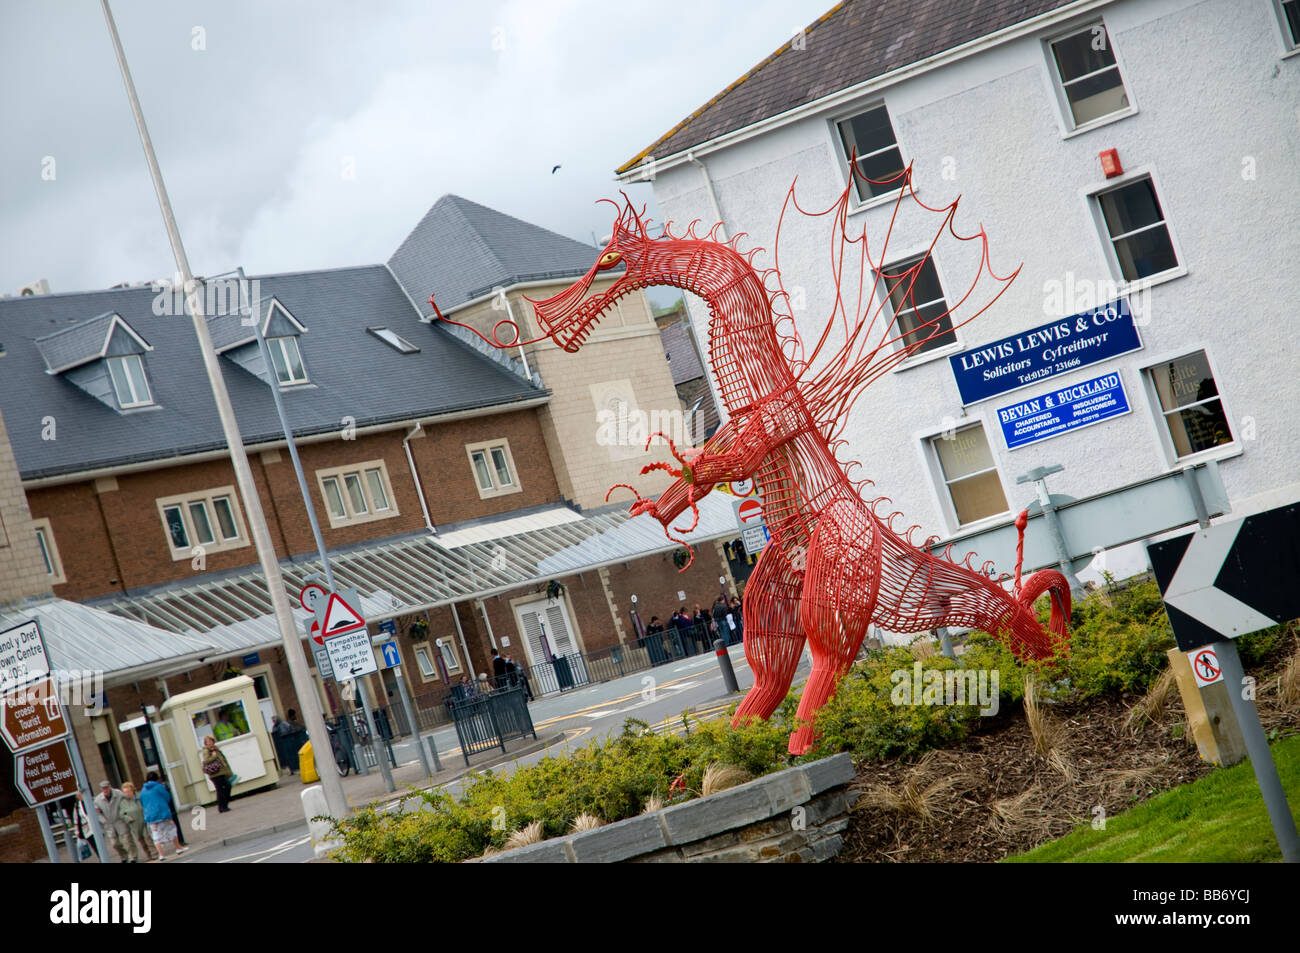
[760,160,1020,451]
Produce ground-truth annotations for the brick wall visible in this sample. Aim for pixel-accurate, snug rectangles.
[28,406,559,602]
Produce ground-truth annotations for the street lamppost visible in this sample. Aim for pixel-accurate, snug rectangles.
[99,0,346,818]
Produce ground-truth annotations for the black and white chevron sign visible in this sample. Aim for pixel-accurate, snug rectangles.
[1147,503,1300,652]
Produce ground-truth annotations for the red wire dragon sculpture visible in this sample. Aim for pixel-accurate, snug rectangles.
[434,162,1071,754]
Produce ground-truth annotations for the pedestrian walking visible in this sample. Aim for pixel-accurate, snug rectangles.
[94,780,131,863]
[200,735,234,813]
[117,783,158,862]
[491,648,509,688]
[62,797,99,862]
[139,772,185,859]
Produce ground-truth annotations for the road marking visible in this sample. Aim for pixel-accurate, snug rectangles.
[217,834,311,864]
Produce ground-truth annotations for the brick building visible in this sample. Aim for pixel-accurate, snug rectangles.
[0,196,747,809]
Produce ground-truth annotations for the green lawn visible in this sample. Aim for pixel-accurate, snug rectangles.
[1007,735,1300,862]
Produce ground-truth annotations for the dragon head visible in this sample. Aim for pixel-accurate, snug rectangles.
[523,196,656,352]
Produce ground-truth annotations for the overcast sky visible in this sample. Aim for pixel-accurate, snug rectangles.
[0,0,832,306]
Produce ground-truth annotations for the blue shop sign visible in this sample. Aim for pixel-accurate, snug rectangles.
[997,371,1131,450]
[949,299,1142,405]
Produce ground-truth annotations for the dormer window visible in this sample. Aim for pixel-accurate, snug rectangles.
[267,336,308,385]
[107,354,153,407]
[34,311,156,414]
[212,295,310,387]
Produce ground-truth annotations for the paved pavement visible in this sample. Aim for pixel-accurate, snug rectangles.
[144,642,813,863]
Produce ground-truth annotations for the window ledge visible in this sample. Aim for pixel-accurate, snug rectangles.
[1118,265,1188,297]
[475,483,524,501]
[846,187,910,218]
[1280,47,1300,61]
[1061,106,1138,140]
[1164,444,1243,473]
[943,509,1016,542]
[891,340,964,373]
[325,509,402,531]
[166,538,250,563]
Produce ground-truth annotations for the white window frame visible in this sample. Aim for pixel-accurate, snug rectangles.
[1082,166,1188,296]
[1043,19,1138,138]
[435,638,461,675]
[1138,345,1242,470]
[315,459,400,528]
[412,642,439,683]
[829,100,910,212]
[31,518,66,585]
[465,439,523,500]
[267,335,309,386]
[156,486,248,561]
[875,248,965,371]
[106,354,154,408]
[367,326,420,353]
[1274,0,1300,55]
[916,419,1012,534]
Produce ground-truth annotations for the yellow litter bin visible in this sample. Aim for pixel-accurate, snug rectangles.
[299,740,318,783]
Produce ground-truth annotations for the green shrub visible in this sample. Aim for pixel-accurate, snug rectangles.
[328,713,797,862]
[1236,622,1295,668]
[809,647,986,761]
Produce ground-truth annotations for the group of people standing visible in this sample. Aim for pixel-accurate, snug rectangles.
[91,773,187,863]
[641,595,744,662]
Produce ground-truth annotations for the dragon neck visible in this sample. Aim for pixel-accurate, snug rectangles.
[641,239,793,414]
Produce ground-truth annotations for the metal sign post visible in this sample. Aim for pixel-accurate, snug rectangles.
[378,643,433,778]
[1215,640,1299,863]
[1148,502,1300,863]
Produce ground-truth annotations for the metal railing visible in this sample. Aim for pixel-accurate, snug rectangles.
[445,686,536,766]
[396,619,747,726]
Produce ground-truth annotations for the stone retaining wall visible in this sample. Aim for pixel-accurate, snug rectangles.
[480,753,854,863]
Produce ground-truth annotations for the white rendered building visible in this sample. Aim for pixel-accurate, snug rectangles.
[617,0,1300,580]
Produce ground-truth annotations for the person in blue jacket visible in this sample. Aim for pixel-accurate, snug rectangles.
[139,772,186,860]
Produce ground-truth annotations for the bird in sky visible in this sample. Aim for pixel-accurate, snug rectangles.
[551,164,562,174]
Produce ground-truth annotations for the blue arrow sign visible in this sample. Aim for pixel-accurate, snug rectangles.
[379,640,401,669]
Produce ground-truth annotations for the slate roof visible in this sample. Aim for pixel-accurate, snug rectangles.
[660,320,706,386]
[617,0,1075,172]
[0,264,545,480]
[388,194,610,313]
[33,311,150,373]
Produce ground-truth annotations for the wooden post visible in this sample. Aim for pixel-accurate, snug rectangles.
[1167,647,1247,766]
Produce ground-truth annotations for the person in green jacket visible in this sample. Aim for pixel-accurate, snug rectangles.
[117,783,159,862]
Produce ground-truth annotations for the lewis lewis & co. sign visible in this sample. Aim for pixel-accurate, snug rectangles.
[949,299,1142,406]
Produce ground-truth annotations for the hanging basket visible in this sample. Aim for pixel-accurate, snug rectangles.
[546,579,566,601]
[672,549,691,570]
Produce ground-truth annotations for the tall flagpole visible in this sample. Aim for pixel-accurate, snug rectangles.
[99,0,348,820]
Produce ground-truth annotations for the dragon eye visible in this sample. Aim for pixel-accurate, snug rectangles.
[597,251,622,269]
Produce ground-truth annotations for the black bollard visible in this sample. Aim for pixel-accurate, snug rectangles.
[713,639,739,694]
